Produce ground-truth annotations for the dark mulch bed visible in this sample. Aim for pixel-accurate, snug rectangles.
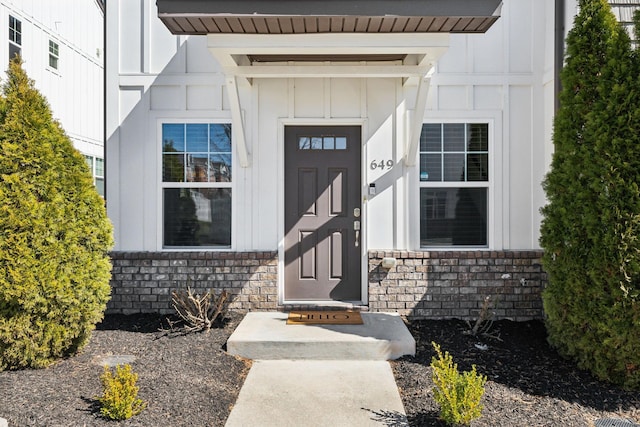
[1,315,639,427]
[0,313,250,427]
[393,319,640,427]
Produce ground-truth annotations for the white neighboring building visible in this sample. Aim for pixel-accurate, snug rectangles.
[0,0,105,195]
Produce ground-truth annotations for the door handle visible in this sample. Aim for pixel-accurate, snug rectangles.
[354,220,360,247]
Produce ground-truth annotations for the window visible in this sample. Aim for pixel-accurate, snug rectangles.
[48,40,59,69]
[84,155,105,197]
[9,16,21,60]
[298,135,347,150]
[95,157,104,196]
[419,123,489,247]
[161,123,232,248]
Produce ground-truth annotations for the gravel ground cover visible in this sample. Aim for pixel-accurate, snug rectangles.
[393,319,640,427]
[0,313,249,427]
[0,314,638,427]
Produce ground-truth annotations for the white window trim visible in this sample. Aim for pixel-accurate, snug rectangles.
[157,119,235,251]
[409,113,501,251]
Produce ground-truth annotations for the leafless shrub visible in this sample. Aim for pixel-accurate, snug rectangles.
[466,296,501,341]
[168,287,229,333]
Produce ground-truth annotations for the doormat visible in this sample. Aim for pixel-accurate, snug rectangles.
[286,310,363,325]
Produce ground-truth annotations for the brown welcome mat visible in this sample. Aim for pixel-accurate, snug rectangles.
[286,310,363,325]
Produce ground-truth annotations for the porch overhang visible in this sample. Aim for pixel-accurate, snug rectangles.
[155,0,502,168]
[156,0,502,35]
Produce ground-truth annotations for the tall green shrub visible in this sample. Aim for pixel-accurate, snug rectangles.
[540,0,640,389]
[0,59,113,370]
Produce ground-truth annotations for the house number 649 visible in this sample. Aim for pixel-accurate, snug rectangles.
[370,159,395,170]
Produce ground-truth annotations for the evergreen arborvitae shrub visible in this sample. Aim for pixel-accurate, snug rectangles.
[98,364,147,420]
[540,0,640,389]
[0,59,113,370]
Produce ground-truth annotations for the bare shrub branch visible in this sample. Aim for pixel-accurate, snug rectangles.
[169,287,228,333]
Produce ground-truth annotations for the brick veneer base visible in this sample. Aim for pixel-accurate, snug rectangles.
[107,251,278,315]
[368,251,546,321]
[108,250,546,320]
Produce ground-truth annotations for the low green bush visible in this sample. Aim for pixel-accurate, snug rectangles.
[98,364,147,420]
[431,342,486,426]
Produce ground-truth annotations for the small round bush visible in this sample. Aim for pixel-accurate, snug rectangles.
[0,59,113,370]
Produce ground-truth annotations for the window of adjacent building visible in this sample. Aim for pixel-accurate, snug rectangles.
[84,155,105,197]
[161,123,232,248]
[48,40,59,69]
[9,15,22,60]
[419,123,489,247]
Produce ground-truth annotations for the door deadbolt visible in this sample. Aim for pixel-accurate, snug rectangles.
[354,208,361,218]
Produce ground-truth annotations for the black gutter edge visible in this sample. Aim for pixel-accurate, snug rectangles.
[555,0,565,113]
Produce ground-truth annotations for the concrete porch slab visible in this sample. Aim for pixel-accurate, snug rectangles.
[224,360,409,427]
[226,312,415,360]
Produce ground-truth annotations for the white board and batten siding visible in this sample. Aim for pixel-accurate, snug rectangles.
[107,0,559,253]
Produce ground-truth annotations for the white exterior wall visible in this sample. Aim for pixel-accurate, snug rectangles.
[107,0,557,252]
[0,0,104,159]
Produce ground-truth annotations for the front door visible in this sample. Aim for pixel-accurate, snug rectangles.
[284,126,362,301]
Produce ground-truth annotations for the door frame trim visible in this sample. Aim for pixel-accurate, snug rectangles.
[277,118,369,306]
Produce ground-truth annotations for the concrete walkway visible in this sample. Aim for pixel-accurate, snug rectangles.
[224,312,414,426]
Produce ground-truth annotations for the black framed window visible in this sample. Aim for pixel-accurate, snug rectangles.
[419,123,489,247]
[161,123,232,248]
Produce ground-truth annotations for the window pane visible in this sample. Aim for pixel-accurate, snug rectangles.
[163,153,184,182]
[420,124,441,152]
[311,137,322,149]
[335,137,347,150]
[95,178,105,197]
[299,137,310,150]
[186,154,209,182]
[420,188,487,247]
[84,155,93,171]
[210,154,232,182]
[467,154,488,181]
[49,40,59,55]
[443,124,465,152]
[468,123,488,152]
[186,124,208,152]
[163,124,185,152]
[443,153,465,182]
[9,43,20,60]
[210,124,232,151]
[323,137,335,150]
[163,188,231,247]
[420,154,441,182]
[9,16,21,45]
[95,158,104,176]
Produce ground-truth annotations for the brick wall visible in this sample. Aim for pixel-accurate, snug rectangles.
[108,250,546,320]
[368,251,546,321]
[107,251,278,315]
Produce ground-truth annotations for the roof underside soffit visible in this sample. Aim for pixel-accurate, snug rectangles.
[157,0,503,35]
[156,0,502,74]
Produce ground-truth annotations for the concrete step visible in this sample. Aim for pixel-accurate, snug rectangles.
[226,312,415,360]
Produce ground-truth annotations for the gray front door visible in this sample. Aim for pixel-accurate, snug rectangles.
[284,126,362,301]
